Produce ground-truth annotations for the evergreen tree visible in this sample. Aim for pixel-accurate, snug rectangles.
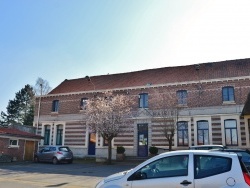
[0,84,35,126]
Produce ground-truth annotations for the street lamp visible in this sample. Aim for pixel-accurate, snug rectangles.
[36,83,42,135]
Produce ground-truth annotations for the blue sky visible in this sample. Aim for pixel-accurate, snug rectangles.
[1,0,250,112]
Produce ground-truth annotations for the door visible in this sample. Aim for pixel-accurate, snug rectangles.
[24,141,34,161]
[88,133,96,155]
[138,124,148,157]
[130,154,194,188]
[40,146,51,161]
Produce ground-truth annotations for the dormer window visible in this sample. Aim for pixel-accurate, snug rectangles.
[139,93,148,108]
[52,100,59,112]
[80,98,88,110]
[177,90,187,105]
[222,86,234,102]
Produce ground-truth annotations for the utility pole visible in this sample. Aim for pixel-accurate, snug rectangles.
[36,83,42,135]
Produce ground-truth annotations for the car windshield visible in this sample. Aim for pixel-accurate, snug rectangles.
[59,147,71,152]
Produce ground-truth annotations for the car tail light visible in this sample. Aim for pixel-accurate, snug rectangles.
[57,151,63,155]
[243,172,250,185]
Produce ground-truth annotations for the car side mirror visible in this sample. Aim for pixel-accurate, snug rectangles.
[134,171,147,180]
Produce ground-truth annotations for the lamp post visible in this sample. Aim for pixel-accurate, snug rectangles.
[36,83,42,135]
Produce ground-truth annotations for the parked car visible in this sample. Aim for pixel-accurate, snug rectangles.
[34,146,73,164]
[95,150,250,188]
[213,148,250,171]
[189,145,227,150]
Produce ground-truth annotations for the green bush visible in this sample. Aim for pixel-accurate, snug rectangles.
[149,146,158,155]
[117,146,125,154]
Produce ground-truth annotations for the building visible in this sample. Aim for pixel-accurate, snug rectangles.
[34,58,250,159]
[0,125,43,161]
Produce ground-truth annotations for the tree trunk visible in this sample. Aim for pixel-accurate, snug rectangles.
[107,139,112,164]
[168,135,173,151]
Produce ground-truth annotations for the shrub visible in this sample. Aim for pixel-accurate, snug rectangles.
[149,146,158,155]
[117,146,125,154]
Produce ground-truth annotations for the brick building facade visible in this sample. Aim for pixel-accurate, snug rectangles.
[0,126,42,161]
[34,59,250,159]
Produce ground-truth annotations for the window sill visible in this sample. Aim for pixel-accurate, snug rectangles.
[222,101,236,105]
[51,112,59,115]
[8,145,19,148]
[177,104,188,107]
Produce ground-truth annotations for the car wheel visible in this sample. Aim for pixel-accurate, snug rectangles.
[52,157,58,165]
[34,156,39,163]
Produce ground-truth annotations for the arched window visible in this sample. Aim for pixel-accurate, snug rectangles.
[225,119,238,146]
[56,125,63,145]
[197,121,209,145]
[44,125,50,145]
[177,121,188,146]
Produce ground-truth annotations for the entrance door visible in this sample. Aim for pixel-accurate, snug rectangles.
[138,124,148,157]
[24,141,35,161]
[88,133,96,155]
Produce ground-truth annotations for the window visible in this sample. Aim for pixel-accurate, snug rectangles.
[177,90,187,105]
[103,138,108,146]
[197,121,209,145]
[52,100,59,112]
[9,139,18,147]
[80,98,88,110]
[56,125,63,145]
[177,121,188,146]
[139,93,148,108]
[194,155,231,179]
[130,155,188,180]
[222,86,234,102]
[44,125,50,145]
[225,119,238,146]
[42,147,50,152]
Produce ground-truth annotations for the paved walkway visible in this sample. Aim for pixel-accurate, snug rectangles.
[0,159,140,188]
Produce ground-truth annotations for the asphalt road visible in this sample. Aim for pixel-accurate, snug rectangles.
[0,161,138,188]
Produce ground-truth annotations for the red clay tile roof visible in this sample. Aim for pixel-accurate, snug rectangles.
[0,127,43,140]
[49,58,250,95]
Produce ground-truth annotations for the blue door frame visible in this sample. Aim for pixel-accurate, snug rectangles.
[88,133,96,155]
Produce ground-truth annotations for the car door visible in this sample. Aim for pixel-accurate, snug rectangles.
[193,154,235,187]
[129,154,194,188]
[39,147,50,161]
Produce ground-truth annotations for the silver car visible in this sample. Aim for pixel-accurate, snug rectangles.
[34,146,73,164]
[96,150,250,188]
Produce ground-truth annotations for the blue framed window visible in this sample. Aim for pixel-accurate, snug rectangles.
[56,125,63,145]
[44,125,50,145]
[177,121,188,146]
[52,100,59,112]
[222,86,234,102]
[197,121,209,145]
[225,119,238,146]
[139,93,148,108]
[177,90,187,105]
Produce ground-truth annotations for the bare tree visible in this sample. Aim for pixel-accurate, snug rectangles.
[152,92,181,151]
[34,77,51,96]
[85,91,134,164]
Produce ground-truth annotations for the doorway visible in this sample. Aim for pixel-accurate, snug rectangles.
[24,141,35,161]
[137,124,148,157]
[88,133,96,155]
